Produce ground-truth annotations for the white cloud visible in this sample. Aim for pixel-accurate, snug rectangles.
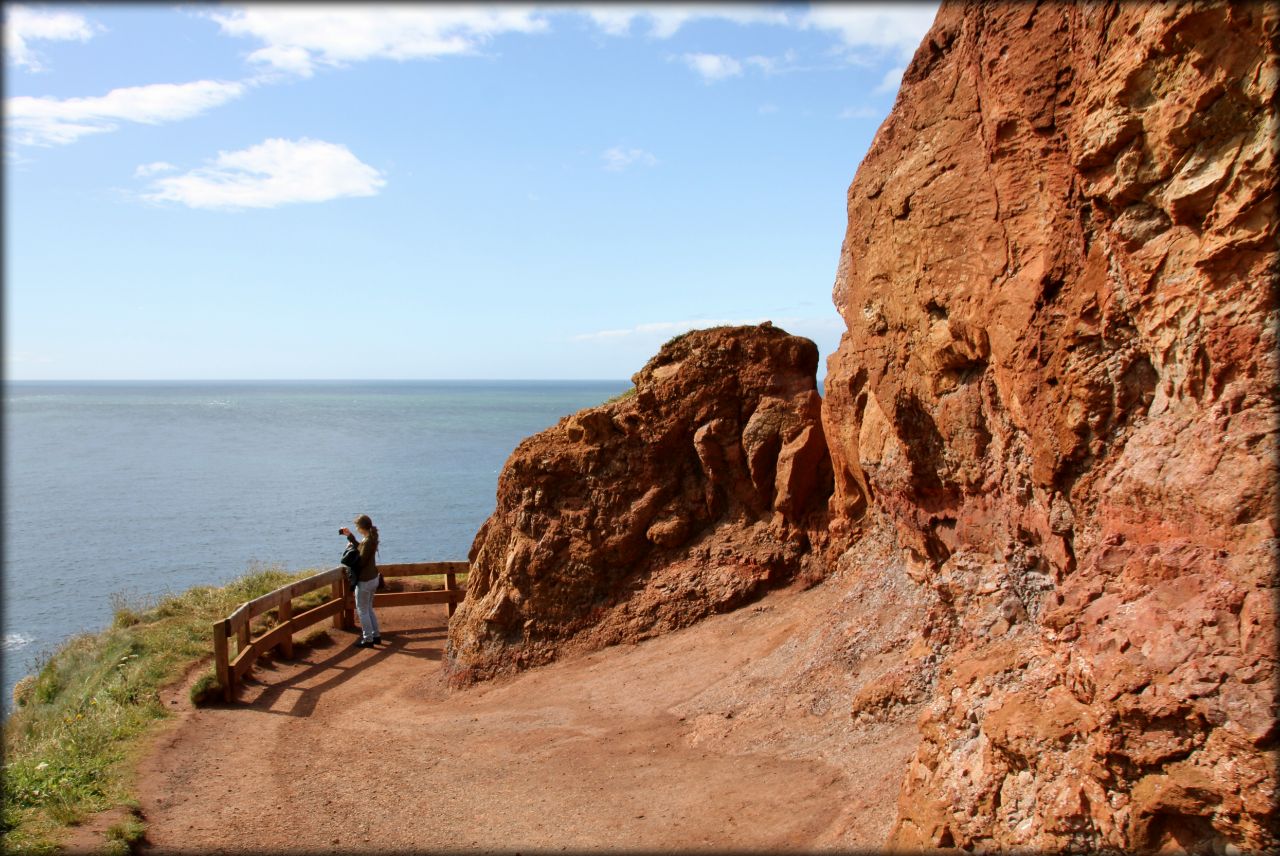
[839,105,881,120]
[134,161,178,178]
[6,80,247,146]
[680,52,742,83]
[874,64,906,94]
[744,53,780,75]
[140,137,385,211]
[207,5,551,77]
[4,6,95,71]
[800,3,939,61]
[601,146,657,171]
[579,5,791,39]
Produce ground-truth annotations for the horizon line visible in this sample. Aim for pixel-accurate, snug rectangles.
[4,377,635,383]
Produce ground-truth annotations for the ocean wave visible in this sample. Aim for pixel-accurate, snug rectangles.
[3,633,35,652]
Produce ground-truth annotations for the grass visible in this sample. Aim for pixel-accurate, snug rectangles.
[0,563,321,854]
[103,805,146,856]
[605,387,636,405]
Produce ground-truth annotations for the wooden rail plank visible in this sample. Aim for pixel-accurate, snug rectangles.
[240,567,344,620]
[379,562,470,577]
[373,589,466,608]
[291,598,342,631]
[230,642,257,679]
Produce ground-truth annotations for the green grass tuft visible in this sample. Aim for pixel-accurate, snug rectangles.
[1,563,315,853]
[604,387,636,405]
[103,807,146,855]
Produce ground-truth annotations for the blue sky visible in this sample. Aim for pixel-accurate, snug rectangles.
[4,3,938,380]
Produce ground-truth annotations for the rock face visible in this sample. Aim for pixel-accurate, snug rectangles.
[822,1,1278,851]
[447,324,833,682]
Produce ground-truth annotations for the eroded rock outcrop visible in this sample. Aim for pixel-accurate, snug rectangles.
[447,324,834,682]
[823,1,1278,850]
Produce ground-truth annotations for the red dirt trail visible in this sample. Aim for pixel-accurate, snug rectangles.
[119,582,914,853]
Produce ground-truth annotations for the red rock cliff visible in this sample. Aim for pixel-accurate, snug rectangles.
[448,324,833,682]
[822,1,1278,850]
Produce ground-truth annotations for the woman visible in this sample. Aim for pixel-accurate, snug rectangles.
[340,514,381,647]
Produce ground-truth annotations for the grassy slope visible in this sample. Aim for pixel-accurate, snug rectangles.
[1,565,323,854]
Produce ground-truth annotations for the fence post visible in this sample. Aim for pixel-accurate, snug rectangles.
[236,617,250,658]
[278,596,293,659]
[213,619,232,703]
[446,570,458,618]
[341,577,355,630]
[330,577,345,629]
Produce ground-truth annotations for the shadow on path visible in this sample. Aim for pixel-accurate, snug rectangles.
[235,624,450,718]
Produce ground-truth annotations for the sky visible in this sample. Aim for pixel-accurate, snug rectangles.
[4,2,940,381]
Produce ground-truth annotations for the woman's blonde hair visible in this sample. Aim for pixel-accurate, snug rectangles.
[354,514,374,533]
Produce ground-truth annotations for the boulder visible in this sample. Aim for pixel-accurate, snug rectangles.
[447,324,834,682]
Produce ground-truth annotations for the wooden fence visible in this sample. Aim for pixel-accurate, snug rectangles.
[213,562,468,702]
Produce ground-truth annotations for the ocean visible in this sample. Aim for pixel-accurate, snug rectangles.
[1,379,628,712]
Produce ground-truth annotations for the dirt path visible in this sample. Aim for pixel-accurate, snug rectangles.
[126,581,916,853]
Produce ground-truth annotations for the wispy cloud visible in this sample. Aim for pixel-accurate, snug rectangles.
[601,146,657,171]
[874,64,906,94]
[134,161,178,178]
[839,105,881,120]
[6,80,247,146]
[800,3,939,61]
[674,48,804,83]
[680,52,742,83]
[206,5,551,78]
[578,4,937,60]
[4,5,96,71]
[140,138,385,211]
[579,5,792,39]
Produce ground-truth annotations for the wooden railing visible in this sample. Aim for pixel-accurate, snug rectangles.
[213,562,468,702]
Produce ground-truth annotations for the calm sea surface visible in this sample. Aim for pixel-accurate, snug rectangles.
[1,380,627,712]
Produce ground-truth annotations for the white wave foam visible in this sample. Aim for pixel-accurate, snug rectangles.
[3,633,35,652]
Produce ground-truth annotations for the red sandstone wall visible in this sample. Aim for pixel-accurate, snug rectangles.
[822,2,1278,849]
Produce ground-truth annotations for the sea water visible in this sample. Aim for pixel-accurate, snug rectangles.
[1,379,627,712]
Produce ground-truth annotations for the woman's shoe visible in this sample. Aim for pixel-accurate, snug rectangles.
[357,638,376,648]
[372,635,383,644]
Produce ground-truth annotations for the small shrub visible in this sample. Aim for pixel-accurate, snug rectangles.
[604,387,636,405]
[188,670,221,707]
[12,674,37,707]
[298,627,331,648]
[103,808,146,856]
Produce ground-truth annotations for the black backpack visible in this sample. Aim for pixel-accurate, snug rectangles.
[340,543,361,588]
